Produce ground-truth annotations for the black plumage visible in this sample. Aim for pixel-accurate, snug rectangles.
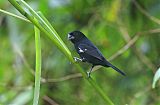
[68,31,126,77]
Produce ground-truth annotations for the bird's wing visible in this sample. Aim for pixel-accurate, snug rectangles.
[78,43,103,61]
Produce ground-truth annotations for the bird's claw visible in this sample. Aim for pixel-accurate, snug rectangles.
[74,57,82,62]
[74,57,78,62]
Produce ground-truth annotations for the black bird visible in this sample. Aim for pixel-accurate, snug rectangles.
[68,31,126,77]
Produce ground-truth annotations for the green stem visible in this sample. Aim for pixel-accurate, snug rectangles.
[19,0,73,63]
[8,0,74,63]
[37,11,62,41]
[75,64,114,105]
[33,26,41,105]
[88,78,114,105]
[0,8,30,23]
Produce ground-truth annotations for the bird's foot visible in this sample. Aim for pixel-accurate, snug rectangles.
[74,57,82,62]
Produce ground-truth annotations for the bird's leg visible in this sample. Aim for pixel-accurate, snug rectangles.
[87,65,94,78]
[81,58,87,62]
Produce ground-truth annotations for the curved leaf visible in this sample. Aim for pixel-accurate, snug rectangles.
[152,67,160,89]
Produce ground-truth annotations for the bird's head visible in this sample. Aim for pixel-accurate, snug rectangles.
[68,31,86,43]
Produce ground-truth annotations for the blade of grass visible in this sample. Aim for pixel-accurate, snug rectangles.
[37,11,62,41]
[33,26,41,105]
[18,0,73,62]
[0,8,30,23]
[8,0,74,62]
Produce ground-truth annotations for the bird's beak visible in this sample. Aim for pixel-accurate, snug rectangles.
[68,34,75,40]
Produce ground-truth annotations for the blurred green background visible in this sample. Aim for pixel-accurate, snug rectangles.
[0,0,160,105]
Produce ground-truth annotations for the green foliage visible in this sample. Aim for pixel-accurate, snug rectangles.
[0,0,160,105]
[33,26,41,105]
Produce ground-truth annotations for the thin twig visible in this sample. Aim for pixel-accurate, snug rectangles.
[42,73,82,83]
[14,42,46,82]
[130,86,151,105]
[0,83,33,91]
[118,22,157,72]
[135,48,157,71]
[133,0,160,25]
[43,95,59,105]
[108,35,139,61]
[13,43,35,75]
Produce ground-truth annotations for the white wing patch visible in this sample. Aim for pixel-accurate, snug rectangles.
[78,47,85,53]
[78,44,103,61]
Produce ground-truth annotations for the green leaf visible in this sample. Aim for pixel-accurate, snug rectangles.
[33,26,41,105]
[152,67,160,89]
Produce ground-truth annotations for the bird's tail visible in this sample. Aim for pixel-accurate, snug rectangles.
[104,61,126,76]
